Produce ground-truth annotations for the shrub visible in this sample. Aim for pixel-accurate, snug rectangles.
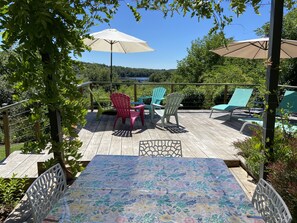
[181,86,205,109]
[0,89,13,106]
[0,130,3,144]
[268,157,297,222]
[234,127,297,221]
[233,127,266,178]
[0,174,28,222]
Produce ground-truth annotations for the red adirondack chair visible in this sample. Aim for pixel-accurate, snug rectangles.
[110,93,145,130]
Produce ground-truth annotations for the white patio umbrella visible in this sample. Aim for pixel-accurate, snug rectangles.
[210,37,297,59]
[83,28,154,84]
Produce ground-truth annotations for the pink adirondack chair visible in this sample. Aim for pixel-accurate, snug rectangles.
[110,93,145,130]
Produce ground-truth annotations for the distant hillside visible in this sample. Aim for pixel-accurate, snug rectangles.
[79,61,175,79]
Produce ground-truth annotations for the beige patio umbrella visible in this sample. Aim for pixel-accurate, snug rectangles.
[211,36,297,179]
[83,28,154,85]
[210,37,297,59]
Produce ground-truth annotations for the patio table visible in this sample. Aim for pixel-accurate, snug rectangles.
[44,155,263,223]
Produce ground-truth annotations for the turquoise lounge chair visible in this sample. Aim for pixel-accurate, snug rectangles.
[209,88,253,120]
[136,87,166,120]
[239,90,297,133]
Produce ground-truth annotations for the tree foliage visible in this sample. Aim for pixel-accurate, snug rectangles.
[0,0,121,179]
[174,33,228,83]
[149,70,173,82]
[255,8,297,85]
[0,0,295,180]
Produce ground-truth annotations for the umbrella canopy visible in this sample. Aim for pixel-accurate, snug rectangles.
[83,28,154,84]
[210,37,297,59]
[84,28,154,53]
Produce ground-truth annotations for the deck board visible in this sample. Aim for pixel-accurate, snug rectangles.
[0,109,252,179]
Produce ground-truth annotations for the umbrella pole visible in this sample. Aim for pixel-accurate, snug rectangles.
[110,43,113,94]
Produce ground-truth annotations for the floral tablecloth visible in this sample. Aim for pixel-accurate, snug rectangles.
[44,155,263,223]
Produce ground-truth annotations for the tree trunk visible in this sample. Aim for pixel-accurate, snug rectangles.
[41,52,75,181]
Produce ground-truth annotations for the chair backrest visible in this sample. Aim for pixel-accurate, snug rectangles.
[163,92,184,116]
[228,88,253,106]
[252,178,292,223]
[278,90,297,115]
[151,87,166,105]
[139,140,182,157]
[26,163,67,223]
[110,93,131,118]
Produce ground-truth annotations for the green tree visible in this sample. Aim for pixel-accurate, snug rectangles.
[174,33,229,83]
[256,8,297,85]
[0,52,13,105]
[0,0,121,179]
[79,63,110,82]
[149,70,172,82]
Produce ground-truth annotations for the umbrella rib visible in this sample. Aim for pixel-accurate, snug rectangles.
[280,48,292,58]
[118,41,128,53]
[250,41,268,50]
[220,44,250,56]
[253,47,262,59]
[105,39,118,44]
[89,38,100,46]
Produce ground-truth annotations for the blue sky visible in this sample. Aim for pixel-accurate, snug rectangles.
[78,3,273,69]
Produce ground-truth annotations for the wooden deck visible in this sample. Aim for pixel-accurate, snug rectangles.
[4,109,259,222]
[0,109,253,179]
[79,109,250,161]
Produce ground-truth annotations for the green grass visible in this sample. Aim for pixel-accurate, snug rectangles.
[0,143,24,161]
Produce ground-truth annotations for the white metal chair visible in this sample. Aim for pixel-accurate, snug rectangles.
[252,178,292,223]
[26,163,67,223]
[139,140,182,157]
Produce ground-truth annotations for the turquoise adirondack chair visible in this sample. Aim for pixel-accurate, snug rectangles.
[137,87,166,120]
[209,88,253,120]
[152,92,184,128]
[239,90,297,133]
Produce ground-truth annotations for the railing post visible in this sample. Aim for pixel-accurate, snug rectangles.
[224,85,228,104]
[171,84,174,93]
[34,121,41,141]
[134,84,137,102]
[2,104,10,158]
[90,83,94,112]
